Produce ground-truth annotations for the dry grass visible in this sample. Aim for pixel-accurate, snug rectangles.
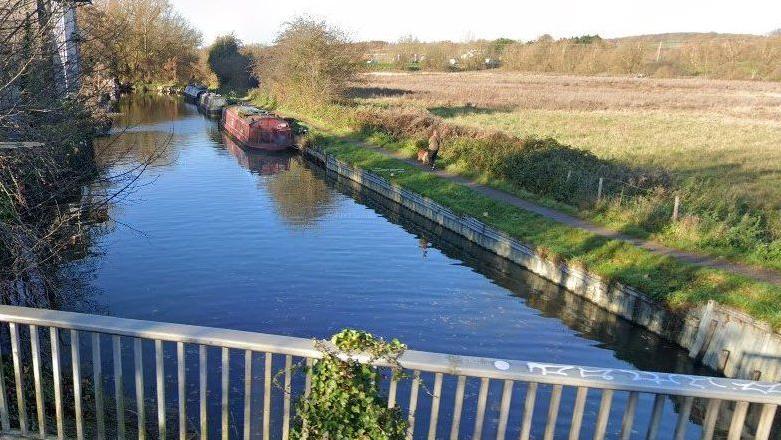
[352,71,781,210]
[352,71,781,121]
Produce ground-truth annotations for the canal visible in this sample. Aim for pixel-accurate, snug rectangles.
[76,95,715,438]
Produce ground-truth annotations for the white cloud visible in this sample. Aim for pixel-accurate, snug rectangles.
[171,0,781,45]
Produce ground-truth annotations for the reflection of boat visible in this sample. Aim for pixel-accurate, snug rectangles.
[223,132,291,175]
[220,105,293,151]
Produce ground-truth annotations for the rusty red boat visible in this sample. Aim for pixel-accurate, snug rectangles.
[220,105,294,151]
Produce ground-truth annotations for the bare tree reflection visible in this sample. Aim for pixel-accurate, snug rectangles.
[266,158,337,228]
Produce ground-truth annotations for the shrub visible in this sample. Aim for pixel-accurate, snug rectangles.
[292,329,408,440]
[81,0,203,86]
[207,34,258,93]
[254,17,361,106]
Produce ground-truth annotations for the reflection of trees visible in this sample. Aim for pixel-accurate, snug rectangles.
[114,94,185,126]
[94,131,176,169]
[266,158,336,228]
[93,95,187,168]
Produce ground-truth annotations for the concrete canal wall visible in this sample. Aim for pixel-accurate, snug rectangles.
[302,147,781,381]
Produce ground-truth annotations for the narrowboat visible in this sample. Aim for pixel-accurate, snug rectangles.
[198,92,227,117]
[220,105,294,151]
[183,84,207,102]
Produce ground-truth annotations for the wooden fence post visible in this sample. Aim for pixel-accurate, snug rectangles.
[672,195,681,221]
[597,177,604,202]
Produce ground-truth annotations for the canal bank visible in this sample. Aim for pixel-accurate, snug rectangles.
[300,145,781,383]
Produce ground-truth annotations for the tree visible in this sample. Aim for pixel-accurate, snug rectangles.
[207,34,257,93]
[492,37,516,55]
[536,34,555,43]
[80,0,202,86]
[254,17,360,106]
[0,0,152,308]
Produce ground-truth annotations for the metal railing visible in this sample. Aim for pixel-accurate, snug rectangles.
[0,305,778,439]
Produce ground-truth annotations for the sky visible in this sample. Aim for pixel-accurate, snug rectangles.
[170,0,781,45]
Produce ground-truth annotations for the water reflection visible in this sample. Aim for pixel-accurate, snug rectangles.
[323,168,713,376]
[265,158,337,229]
[223,133,291,175]
[93,95,184,169]
[113,93,187,127]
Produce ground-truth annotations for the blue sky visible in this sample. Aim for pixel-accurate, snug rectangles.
[170,0,781,45]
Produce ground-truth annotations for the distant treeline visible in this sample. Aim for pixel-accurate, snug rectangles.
[80,1,781,88]
[364,32,781,81]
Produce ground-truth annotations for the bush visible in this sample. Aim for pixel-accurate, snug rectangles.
[207,34,258,93]
[81,0,203,86]
[254,17,361,106]
[293,329,407,440]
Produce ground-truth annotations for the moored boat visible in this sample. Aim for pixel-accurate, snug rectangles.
[198,92,227,117]
[220,105,294,151]
[183,84,207,102]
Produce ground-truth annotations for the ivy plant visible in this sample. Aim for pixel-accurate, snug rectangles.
[291,329,408,439]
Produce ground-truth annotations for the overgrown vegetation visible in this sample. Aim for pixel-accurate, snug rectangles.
[355,106,671,204]
[1,0,157,307]
[207,34,257,93]
[293,329,408,439]
[253,17,361,107]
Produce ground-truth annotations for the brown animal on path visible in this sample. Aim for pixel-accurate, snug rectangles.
[417,148,429,164]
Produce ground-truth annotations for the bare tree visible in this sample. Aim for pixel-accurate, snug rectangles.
[254,17,361,106]
[0,0,166,309]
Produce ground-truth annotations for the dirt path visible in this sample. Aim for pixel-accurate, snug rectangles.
[357,142,781,286]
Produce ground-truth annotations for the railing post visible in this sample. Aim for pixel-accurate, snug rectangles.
[9,323,27,436]
[71,330,84,440]
[30,325,45,438]
[113,335,125,440]
[134,338,146,440]
[0,344,9,432]
[93,333,106,440]
[672,195,681,221]
[177,342,186,440]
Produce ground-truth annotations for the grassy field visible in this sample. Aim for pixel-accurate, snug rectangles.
[348,71,781,269]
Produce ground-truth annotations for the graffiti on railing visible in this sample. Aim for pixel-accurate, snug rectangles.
[528,362,781,396]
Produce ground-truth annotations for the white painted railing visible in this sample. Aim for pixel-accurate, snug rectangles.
[0,305,777,439]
